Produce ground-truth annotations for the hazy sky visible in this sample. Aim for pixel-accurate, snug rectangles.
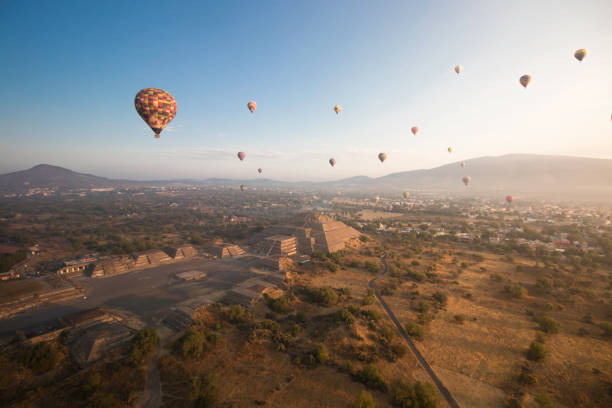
[1,0,611,181]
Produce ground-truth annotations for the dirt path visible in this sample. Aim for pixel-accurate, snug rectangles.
[369,257,461,408]
[137,352,162,408]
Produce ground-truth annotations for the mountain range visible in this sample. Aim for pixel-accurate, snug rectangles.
[1,154,611,200]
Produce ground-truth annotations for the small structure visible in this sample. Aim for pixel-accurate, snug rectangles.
[209,244,246,259]
[165,245,197,259]
[56,259,93,278]
[257,235,297,257]
[176,270,207,281]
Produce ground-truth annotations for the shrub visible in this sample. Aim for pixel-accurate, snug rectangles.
[181,328,207,359]
[390,379,439,408]
[491,274,504,282]
[599,322,612,338]
[581,312,594,324]
[266,294,292,314]
[327,262,340,273]
[21,342,61,374]
[534,394,556,408]
[341,360,354,374]
[336,308,356,325]
[190,373,218,408]
[355,390,376,408]
[432,291,448,306]
[127,328,159,366]
[518,372,538,386]
[504,284,527,299]
[537,316,560,334]
[355,364,386,391]
[363,310,381,322]
[536,277,554,289]
[405,321,424,341]
[365,261,381,274]
[227,305,249,324]
[359,235,369,242]
[303,286,339,306]
[315,343,328,364]
[416,301,431,313]
[406,270,427,282]
[454,314,467,324]
[350,260,364,268]
[526,341,546,361]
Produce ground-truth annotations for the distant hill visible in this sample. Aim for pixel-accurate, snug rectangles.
[0,164,118,192]
[2,154,612,200]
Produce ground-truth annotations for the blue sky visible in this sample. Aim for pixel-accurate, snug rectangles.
[1,0,611,181]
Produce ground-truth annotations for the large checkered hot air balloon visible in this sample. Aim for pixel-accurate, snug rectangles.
[134,88,177,138]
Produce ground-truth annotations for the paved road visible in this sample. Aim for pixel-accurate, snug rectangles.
[369,257,460,408]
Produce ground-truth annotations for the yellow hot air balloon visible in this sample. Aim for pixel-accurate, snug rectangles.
[519,74,531,88]
[403,191,410,199]
[574,49,587,62]
[454,65,462,74]
[378,152,387,163]
[448,147,453,153]
[375,196,380,203]
[334,105,342,115]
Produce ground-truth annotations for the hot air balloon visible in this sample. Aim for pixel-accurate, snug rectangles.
[574,49,587,62]
[506,195,515,204]
[403,191,410,199]
[411,126,419,136]
[134,88,177,138]
[460,162,465,168]
[247,101,257,113]
[334,105,342,115]
[240,185,247,191]
[258,168,263,174]
[237,152,246,161]
[519,74,531,88]
[462,176,471,186]
[329,158,336,167]
[454,65,462,74]
[378,152,387,163]
[448,147,453,153]
[375,196,380,203]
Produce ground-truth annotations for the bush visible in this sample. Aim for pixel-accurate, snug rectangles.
[355,364,386,391]
[181,328,207,359]
[336,308,356,325]
[534,394,556,408]
[406,270,427,282]
[599,322,612,338]
[504,284,527,299]
[315,344,328,364]
[518,372,538,385]
[416,301,431,313]
[363,310,381,322]
[526,341,546,362]
[327,262,340,273]
[359,235,369,242]
[390,379,439,408]
[127,328,159,366]
[405,321,424,341]
[536,277,554,289]
[454,314,467,324]
[227,305,249,324]
[537,316,560,334]
[365,261,381,274]
[491,274,504,282]
[303,286,339,306]
[432,291,448,306]
[190,373,218,407]
[266,294,292,314]
[21,342,62,374]
[355,390,376,408]
[341,360,354,374]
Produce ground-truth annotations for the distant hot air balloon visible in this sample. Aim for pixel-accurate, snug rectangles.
[454,65,462,74]
[247,101,257,113]
[375,196,380,203]
[240,185,247,191]
[334,105,342,115]
[460,162,465,168]
[411,126,419,136]
[403,191,410,199]
[258,168,263,174]
[462,176,471,186]
[134,88,177,138]
[574,49,587,62]
[448,147,453,153]
[237,152,246,161]
[378,152,387,163]
[519,75,531,88]
[329,158,336,167]
[506,195,515,204]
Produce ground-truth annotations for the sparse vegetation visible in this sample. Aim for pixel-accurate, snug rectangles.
[127,327,159,366]
[527,341,547,362]
[390,379,439,408]
[404,321,424,341]
[355,390,376,408]
[505,284,527,299]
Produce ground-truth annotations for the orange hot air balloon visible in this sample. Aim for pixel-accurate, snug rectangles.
[454,65,462,74]
[519,74,531,88]
[247,101,257,113]
[574,49,587,62]
[258,168,263,174]
[506,195,515,204]
[411,126,419,136]
[378,152,387,163]
[134,88,177,138]
[334,105,342,115]
[329,158,336,167]
[462,176,471,186]
[237,151,246,161]
[460,162,465,168]
[240,185,247,191]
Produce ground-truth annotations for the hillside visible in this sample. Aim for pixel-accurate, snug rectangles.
[0,164,118,192]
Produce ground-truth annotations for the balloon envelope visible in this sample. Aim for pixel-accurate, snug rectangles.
[375,196,380,203]
[506,195,515,203]
[574,49,587,62]
[403,191,410,199]
[334,105,342,114]
[240,185,247,191]
[258,168,263,174]
[448,147,453,153]
[378,152,387,163]
[460,162,465,167]
[454,65,462,74]
[462,176,471,186]
[247,101,257,113]
[237,152,246,161]
[411,126,419,135]
[519,75,531,88]
[329,158,336,167]
[134,88,177,138]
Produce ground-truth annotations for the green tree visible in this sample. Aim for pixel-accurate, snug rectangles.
[526,341,546,362]
[391,379,439,408]
[405,321,424,341]
[181,328,207,359]
[127,327,159,366]
[355,390,376,408]
[190,374,218,408]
